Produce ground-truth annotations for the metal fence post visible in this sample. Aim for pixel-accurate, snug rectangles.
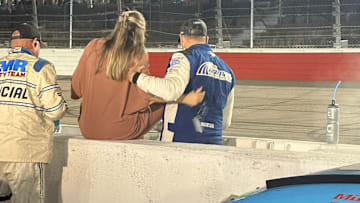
[32,0,38,28]
[216,0,223,48]
[117,0,122,15]
[278,0,282,25]
[250,0,254,48]
[70,0,73,48]
[332,0,341,48]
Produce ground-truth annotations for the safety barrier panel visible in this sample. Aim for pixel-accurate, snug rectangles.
[45,135,360,203]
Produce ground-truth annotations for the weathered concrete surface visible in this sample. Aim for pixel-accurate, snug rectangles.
[45,136,360,203]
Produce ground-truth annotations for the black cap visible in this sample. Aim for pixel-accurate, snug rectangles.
[180,19,207,36]
[11,23,47,48]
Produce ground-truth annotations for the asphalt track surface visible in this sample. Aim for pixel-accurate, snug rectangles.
[58,77,360,145]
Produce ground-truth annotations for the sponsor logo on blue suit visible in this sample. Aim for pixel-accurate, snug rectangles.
[196,62,232,83]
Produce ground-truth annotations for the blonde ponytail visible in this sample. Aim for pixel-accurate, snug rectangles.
[98,10,146,81]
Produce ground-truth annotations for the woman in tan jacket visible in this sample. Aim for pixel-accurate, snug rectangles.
[71,10,203,140]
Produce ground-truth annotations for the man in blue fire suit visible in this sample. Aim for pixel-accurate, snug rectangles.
[129,19,235,145]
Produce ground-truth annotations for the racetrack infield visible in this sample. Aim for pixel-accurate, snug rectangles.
[58,77,360,145]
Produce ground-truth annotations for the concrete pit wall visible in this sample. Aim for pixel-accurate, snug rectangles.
[46,136,360,203]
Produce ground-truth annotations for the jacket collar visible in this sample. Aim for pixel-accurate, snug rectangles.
[9,47,34,56]
[189,43,212,51]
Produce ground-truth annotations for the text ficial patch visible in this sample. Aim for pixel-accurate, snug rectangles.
[196,62,232,83]
[0,86,28,99]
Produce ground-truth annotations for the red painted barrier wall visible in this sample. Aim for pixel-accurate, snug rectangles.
[148,52,360,81]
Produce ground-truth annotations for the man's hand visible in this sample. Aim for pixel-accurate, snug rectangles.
[178,87,205,107]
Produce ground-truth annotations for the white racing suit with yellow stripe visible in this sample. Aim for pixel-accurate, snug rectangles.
[0,47,67,163]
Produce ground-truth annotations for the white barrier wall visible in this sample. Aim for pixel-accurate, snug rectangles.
[0,48,83,76]
[46,136,360,203]
[2,48,360,76]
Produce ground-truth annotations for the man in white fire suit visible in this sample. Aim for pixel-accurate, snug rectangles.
[0,22,67,202]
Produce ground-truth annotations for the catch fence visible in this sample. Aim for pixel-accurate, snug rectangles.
[0,0,359,48]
